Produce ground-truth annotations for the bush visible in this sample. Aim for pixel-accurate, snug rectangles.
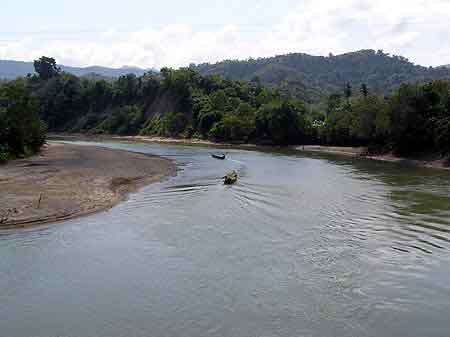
[140,116,163,136]
[209,113,254,141]
[435,117,450,157]
[162,112,188,137]
[0,144,9,163]
[255,101,305,145]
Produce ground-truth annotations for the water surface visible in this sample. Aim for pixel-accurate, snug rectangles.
[1,141,450,337]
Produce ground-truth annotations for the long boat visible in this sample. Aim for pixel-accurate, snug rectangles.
[211,153,226,160]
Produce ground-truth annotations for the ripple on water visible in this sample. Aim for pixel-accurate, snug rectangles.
[2,141,450,337]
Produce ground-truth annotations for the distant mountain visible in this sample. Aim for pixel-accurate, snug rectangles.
[62,64,149,78]
[0,60,149,79]
[3,51,450,103]
[191,50,450,102]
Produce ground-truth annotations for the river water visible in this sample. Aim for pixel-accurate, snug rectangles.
[1,141,450,337]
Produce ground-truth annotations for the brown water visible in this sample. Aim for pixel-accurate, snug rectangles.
[1,141,449,337]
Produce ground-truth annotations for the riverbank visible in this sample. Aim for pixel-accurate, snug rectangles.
[50,133,450,171]
[0,142,176,228]
[49,133,229,147]
[294,145,450,170]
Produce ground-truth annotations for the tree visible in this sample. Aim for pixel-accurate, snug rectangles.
[114,74,139,105]
[435,117,450,157]
[360,83,369,98]
[256,101,305,145]
[326,94,342,117]
[351,95,388,144]
[34,56,61,80]
[162,112,188,136]
[345,83,352,100]
[0,80,46,159]
[389,84,433,154]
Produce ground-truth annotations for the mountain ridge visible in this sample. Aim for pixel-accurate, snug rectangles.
[191,50,450,102]
[2,50,450,102]
[0,59,149,79]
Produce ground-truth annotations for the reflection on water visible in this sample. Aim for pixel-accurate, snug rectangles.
[1,141,449,337]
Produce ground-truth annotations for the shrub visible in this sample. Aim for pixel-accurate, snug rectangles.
[0,144,10,163]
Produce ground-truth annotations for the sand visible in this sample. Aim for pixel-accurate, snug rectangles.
[0,142,176,228]
[292,145,368,156]
[295,145,449,170]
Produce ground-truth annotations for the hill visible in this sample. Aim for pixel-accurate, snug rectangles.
[0,60,148,79]
[191,50,450,102]
[2,57,450,158]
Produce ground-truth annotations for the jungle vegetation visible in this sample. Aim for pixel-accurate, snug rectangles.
[2,56,450,162]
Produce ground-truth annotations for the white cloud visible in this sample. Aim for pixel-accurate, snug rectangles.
[1,0,450,68]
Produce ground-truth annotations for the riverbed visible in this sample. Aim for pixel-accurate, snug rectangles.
[1,140,449,337]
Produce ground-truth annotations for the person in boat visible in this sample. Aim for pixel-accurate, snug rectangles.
[223,170,238,185]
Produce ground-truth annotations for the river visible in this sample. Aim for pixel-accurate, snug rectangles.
[1,141,450,337]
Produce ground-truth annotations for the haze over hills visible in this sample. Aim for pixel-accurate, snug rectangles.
[0,60,148,79]
[2,50,450,103]
[191,50,450,102]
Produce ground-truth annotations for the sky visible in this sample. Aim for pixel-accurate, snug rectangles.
[1,0,450,69]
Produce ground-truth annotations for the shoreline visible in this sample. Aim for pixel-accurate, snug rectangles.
[294,145,450,170]
[0,142,176,229]
[50,133,450,171]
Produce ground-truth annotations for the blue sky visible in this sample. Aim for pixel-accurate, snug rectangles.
[2,0,295,31]
[2,0,450,68]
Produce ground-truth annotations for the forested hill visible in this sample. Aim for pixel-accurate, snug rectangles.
[191,50,450,102]
[2,56,450,161]
[0,60,148,79]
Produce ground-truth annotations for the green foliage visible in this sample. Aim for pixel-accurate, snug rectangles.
[140,116,163,136]
[191,50,450,103]
[388,81,450,154]
[0,144,9,163]
[345,83,352,99]
[34,56,61,80]
[162,112,189,136]
[352,95,389,143]
[360,84,369,98]
[0,79,46,161]
[319,80,450,156]
[28,57,310,145]
[209,113,254,141]
[92,105,145,135]
[8,55,450,158]
[255,101,305,145]
[435,117,450,156]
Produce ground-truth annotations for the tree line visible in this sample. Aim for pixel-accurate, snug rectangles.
[314,81,450,156]
[192,50,450,103]
[1,56,450,163]
[26,57,309,145]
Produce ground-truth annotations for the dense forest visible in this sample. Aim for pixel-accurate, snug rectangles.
[192,50,450,103]
[25,57,308,146]
[314,81,450,156]
[1,56,450,163]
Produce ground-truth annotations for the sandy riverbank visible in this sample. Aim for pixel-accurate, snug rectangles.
[0,142,176,228]
[293,145,368,156]
[294,145,450,170]
[49,133,232,147]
